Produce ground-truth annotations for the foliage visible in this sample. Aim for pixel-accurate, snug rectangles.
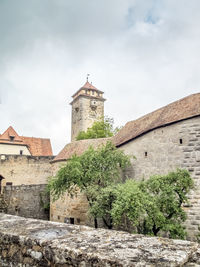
[76,116,121,140]
[196,225,200,243]
[89,185,119,229]
[48,141,131,228]
[111,169,193,239]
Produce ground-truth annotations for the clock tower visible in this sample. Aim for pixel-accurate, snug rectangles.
[70,80,106,141]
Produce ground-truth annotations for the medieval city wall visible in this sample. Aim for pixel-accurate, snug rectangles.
[120,116,200,240]
[0,213,200,267]
[3,184,49,220]
[0,155,54,187]
[50,116,200,240]
[50,161,91,225]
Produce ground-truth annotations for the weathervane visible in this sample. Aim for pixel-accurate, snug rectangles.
[86,73,90,82]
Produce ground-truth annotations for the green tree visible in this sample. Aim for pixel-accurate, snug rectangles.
[76,117,121,140]
[111,169,193,239]
[48,141,131,228]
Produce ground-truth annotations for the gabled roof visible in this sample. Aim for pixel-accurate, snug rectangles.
[0,126,53,156]
[113,93,200,147]
[52,138,111,163]
[0,126,25,144]
[0,126,23,142]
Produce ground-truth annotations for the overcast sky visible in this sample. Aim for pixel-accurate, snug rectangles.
[0,0,200,154]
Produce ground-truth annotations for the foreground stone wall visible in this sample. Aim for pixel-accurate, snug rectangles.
[0,155,54,186]
[0,214,200,267]
[3,184,49,220]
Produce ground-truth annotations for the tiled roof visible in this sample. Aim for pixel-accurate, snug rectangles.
[21,136,53,156]
[0,126,53,156]
[113,93,200,147]
[0,126,24,143]
[72,81,104,98]
[52,138,111,163]
[81,81,98,90]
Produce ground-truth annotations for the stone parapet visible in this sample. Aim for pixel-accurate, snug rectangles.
[0,214,200,266]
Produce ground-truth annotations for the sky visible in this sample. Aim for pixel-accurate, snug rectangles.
[0,0,200,154]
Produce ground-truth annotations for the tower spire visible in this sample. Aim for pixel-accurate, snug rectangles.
[86,73,90,82]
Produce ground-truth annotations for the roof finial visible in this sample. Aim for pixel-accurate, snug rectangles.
[86,73,90,82]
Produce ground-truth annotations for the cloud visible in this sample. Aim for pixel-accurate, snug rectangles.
[0,0,200,154]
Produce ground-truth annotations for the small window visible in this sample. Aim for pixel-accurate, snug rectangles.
[92,91,94,95]
[70,218,74,224]
[20,150,23,155]
[179,139,183,144]
[57,215,60,220]
[77,218,81,224]
[10,136,15,141]
[145,152,148,157]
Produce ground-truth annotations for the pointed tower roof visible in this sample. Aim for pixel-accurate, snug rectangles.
[0,126,23,143]
[71,81,105,104]
[81,81,98,90]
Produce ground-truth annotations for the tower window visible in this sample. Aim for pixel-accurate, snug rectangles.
[70,218,74,224]
[92,91,94,95]
[145,152,148,157]
[179,139,183,144]
[20,150,23,155]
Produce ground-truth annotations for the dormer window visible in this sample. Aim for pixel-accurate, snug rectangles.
[9,135,15,141]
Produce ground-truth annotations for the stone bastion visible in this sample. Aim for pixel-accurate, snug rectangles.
[0,214,200,266]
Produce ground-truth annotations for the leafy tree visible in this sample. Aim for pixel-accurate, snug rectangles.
[89,185,118,229]
[48,141,131,228]
[76,117,121,140]
[111,169,193,239]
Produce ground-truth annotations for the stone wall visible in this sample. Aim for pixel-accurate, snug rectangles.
[3,184,49,220]
[0,155,54,187]
[0,214,200,267]
[50,116,200,240]
[120,116,200,240]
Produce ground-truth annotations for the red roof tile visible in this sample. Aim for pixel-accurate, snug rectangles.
[52,138,111,163]
[0,126,24,143]
[0,126,53,156]
[113,93,200,147]
[21,136,53,156]
[72,81,104,98]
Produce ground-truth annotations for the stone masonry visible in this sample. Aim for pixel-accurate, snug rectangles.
[3,184,49,220]
[0,155,54,187]
[70,82,105,141]
[1,213,200,267]
[120,116,200,240]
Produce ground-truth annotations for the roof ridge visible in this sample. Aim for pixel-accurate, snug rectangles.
[114,93,200,146]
